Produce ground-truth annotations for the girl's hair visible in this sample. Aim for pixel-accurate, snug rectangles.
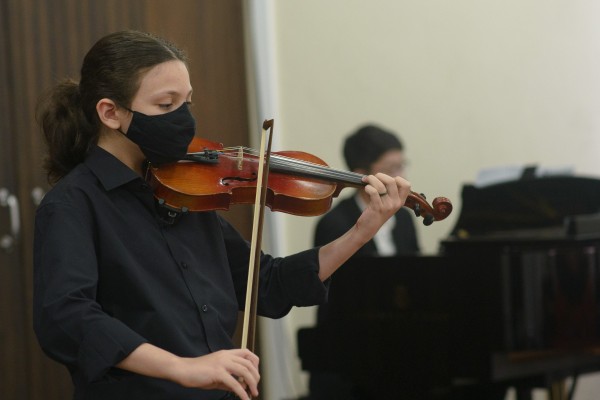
[37,30,187,184]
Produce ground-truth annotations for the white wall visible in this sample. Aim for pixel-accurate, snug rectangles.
[261,1,600,398]
[274,0,600,257]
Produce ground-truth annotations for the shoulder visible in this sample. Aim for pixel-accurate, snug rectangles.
[37,164,101,217]
[313,196,358,246]
[396,206,415,221]
[394,207,418,229]
[41,164,95,200]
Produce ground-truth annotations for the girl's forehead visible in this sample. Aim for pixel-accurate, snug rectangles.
[137,60,192,97]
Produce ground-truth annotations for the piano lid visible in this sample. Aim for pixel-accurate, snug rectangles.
[449,176,600,238]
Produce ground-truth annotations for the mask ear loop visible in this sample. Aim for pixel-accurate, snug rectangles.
[115,103,134,136]
[116,101,134,113]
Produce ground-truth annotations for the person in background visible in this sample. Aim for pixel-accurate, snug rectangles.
[308,124,419,400]
[33,31,412,400]
[314,124,419,256]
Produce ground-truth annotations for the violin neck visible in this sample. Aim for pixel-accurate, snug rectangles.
[270,154,365,188]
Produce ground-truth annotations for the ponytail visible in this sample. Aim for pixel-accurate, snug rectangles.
[37,79,97,184]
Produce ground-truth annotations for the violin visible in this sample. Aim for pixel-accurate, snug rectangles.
[146,137,452,225]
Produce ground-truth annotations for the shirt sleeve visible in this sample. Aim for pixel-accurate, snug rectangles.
[218,216,330,318]
[33,200,147,383]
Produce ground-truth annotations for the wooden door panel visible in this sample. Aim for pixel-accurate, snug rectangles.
[1,1,251,399]
[0,1,30,398]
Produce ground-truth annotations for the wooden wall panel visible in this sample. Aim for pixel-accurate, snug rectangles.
[0,1,251,398]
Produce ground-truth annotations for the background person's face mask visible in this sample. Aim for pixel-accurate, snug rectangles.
[119,102,196,165]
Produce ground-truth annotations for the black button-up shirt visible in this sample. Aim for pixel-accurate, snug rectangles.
[33,146,328,399]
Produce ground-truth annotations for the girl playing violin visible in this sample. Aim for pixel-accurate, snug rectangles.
[34,30,411,400]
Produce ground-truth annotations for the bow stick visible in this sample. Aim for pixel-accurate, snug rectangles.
[240,119,274,352]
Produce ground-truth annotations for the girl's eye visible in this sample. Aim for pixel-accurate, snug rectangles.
[159,103,173,109]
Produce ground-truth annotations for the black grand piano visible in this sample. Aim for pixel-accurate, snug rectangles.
[298,176,600,400]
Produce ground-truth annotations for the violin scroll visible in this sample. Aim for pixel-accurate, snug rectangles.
[405,192,453,226]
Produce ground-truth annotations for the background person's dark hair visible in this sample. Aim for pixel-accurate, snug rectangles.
[36,30,187,184]
[343,124,404,172]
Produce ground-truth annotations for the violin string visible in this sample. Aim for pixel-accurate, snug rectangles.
[269,154,364,184]
[219,146,364,184]
[220,147,361,180]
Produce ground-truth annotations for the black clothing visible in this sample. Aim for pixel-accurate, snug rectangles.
[34,146,328,400]
[314,195,419,255]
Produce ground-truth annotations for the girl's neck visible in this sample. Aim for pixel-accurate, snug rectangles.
[97,130,145,175]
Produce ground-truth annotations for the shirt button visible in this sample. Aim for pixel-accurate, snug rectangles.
[180,261,188,269]
[202,304,208,312]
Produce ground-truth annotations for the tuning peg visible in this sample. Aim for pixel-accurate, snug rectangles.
[413,203,421,217]
[423,215,434,226]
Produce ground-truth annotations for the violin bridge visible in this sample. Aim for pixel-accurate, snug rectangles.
[236,147,243,170]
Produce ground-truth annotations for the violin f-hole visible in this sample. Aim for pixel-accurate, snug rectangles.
[221,173,257,186]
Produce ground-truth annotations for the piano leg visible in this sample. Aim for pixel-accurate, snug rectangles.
[549,377,578,400]
[549,380,566,400]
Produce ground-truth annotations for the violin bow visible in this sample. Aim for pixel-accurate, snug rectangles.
[240,119,274,352]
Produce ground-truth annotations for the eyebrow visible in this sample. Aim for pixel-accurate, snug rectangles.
[155,89,193,97]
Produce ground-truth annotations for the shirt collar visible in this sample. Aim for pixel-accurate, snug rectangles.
[85,145,142,191]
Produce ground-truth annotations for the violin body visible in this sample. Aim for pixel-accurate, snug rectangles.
[147,137,453,224]
[148,137,340,216]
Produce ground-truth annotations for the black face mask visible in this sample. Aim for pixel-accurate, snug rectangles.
[119,102,196,165]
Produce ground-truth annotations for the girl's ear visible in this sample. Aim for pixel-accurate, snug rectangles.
[96,98,127,130]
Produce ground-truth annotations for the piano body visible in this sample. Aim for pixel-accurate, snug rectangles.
[298,176,600,399]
